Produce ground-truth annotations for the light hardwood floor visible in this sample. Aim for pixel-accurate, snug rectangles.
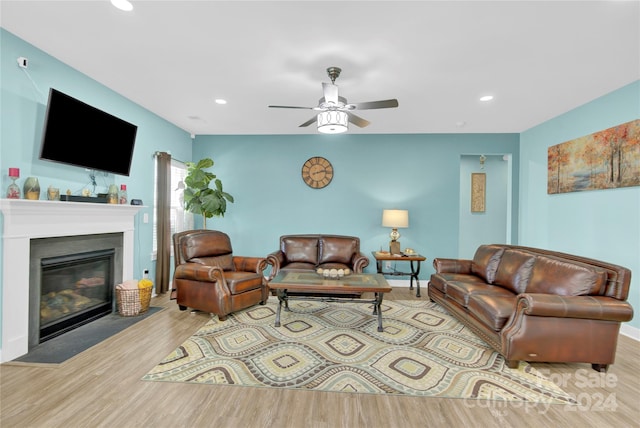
[1,288,639,428]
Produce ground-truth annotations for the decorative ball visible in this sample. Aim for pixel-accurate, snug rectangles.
[329,269,338,278]
[344,268,351,275]
[317,268,324,275]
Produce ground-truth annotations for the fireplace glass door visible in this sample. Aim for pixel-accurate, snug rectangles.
[39,249,115,342]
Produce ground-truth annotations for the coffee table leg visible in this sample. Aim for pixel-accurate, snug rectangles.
[275,290,286,327]
[375,292,385,332]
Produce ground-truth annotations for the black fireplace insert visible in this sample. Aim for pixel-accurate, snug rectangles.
[39,249,115,343]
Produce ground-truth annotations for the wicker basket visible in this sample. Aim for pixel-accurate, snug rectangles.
[116,284,153,317]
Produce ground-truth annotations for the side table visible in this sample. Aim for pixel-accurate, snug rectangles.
[371,251,427,297]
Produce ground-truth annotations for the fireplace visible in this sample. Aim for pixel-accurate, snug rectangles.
[39,249,114,342]
[27,230,125,346]
[1,199,142,362]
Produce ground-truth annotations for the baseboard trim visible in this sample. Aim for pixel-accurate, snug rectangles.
[620,323,639,341]
[387,279,412,287]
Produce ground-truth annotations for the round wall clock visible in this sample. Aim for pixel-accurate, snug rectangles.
[301,156,334,189]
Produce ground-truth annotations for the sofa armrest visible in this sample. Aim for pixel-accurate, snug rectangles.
[516,293,634,322]
[266,251,285,280]
[352,252,370,273]
[174,262,224,282]
[233,256,268,274]
[433,258,473,274]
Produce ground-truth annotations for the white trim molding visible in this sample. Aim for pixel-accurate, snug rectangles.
[0,199,142,362]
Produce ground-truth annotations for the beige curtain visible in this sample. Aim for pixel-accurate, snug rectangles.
[155,152,172,294]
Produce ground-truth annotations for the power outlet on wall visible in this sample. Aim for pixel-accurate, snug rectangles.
[385,261,392,270]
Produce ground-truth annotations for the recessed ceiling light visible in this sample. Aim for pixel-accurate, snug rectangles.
[479,95,494,102]
[215,99,227,105]
[111,0,133,11]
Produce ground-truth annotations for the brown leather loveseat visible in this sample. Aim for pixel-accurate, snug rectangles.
[428,244,634,372]
[266,234,370,280]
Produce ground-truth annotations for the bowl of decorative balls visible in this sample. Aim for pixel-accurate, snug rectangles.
[316,268,351,279]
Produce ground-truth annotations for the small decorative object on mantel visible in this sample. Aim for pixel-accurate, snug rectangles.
[107,184,119,204]
[6,168,21,199]
[119,184,128,204]
[23,176,40,200]
[47,186,60,201]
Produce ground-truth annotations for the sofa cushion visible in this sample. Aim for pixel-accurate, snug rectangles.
[471,245,505,284]
[467,294,517,332]
[222,271,263,294]
[190,255,234,271]
[526,255,608,296]
[493,249,537,294]
[282,261,316,271]
[182,232,232,259]
[319,236,358,265]
[429,273,486,294]
[282,237,319,265]
[445,281,515,307]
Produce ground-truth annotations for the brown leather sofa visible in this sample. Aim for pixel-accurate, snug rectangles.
[172,230,269,320]
[266,234,370,280]
[428,244,634,372]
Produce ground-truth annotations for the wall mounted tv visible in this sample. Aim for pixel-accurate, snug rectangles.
[40,88,138,176]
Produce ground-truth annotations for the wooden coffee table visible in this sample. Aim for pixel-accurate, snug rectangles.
[268,271,392,332]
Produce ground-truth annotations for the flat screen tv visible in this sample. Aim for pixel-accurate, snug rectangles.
[40,88,138,176]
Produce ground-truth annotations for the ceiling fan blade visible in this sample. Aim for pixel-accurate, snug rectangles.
[346,99,399,110]
[269,105,314,109]
[322,82,339,105]
[299,116,317,127]
[346,112,370,128]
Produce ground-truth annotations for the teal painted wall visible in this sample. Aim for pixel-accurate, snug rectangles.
[191,133,520,277]
[0,29,192,346]
[519,81,640,330]
[459,154,511,258]
[6,26,635,351]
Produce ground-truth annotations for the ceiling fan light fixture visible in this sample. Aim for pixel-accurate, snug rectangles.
[317,111,348,134]
[111,0,133,11]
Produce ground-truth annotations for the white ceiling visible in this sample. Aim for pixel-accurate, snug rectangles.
[2,1,639,136]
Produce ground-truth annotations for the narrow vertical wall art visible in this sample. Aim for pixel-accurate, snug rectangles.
[471,172,486,212]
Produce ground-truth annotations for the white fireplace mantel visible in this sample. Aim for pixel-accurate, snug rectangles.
[0,199,142,362]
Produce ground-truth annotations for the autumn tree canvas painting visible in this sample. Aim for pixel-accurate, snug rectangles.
[548,119,640,194]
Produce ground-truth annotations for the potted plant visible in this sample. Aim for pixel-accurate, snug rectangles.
[183,158,234,228]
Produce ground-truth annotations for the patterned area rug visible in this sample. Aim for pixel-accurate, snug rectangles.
[143,299,575,403]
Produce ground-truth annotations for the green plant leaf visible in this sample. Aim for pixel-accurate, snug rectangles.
[182,158,234,222]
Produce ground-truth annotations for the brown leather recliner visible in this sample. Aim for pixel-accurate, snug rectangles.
[172,230,268,320]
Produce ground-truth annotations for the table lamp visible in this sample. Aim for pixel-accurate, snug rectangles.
[382,209,409,255]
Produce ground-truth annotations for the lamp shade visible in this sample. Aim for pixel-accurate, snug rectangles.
[317,111,348,134]
[382,209,409,228]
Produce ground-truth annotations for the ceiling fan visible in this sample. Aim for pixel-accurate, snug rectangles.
[268,67,399,133]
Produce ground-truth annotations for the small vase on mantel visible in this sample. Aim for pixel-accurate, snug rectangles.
[6,168,21,199]
[23,176,40,200]
[107,184,119,204]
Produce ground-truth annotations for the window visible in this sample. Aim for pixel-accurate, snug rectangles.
[152,159,194,258]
